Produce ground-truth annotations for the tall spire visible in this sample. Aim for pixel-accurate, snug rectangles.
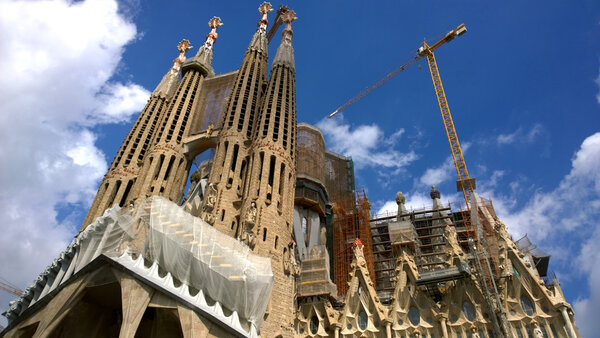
[153,40,192,98]
[248,2,272,53]
[183,16,222,77]
[272,9,297,70]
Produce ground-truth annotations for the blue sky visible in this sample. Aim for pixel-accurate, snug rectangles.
[0,0,599,333]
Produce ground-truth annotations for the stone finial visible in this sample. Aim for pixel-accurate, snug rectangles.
[395,192,405,205]
[280,9,297,41]
[258,2,273,32]
[177,39,193,54]
[430,185,441,199]
[203,16,223,50]
[172,39,193,71]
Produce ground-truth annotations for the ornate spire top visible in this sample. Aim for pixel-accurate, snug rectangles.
[184,16,221,77]
[153,39,192,97]
[280,9,297,41]
[395,192,406,205]
[202,16,223,51]
[248,3,271,53]
[272,8,296,69]
[258,2,273,32]
[430,185,441,200]
[173,39,193,71]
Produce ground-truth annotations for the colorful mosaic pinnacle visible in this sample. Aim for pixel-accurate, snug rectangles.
[204,16,222,49]
[173,39,192,70]
[258,2,273,32]
[281,9,297,40]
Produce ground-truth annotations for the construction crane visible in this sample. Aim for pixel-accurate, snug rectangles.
[328,24,476,210]
[0,278,23,297]
[328,25,512,337]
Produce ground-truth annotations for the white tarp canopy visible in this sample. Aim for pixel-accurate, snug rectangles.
[144,197,273,325]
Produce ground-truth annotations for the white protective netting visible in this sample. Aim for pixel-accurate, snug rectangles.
[71,196,273,326]
[144,197,273,325]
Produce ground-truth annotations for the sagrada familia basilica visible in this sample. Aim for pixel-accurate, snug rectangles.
[1,3,581,338]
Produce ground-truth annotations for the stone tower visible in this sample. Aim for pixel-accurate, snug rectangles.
[129,17,222,208]
[240,9,298,337]
[80,39,194,230]
[202,3,272,237]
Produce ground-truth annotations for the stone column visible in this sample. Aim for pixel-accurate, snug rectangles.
[560,305,577,338]
[334,326,340,338]
[117,273,155,338]
[386,322,392,338]
[437,315,449,338]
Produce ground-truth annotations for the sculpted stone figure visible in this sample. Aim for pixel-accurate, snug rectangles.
[205,123,214,137]
[320,226,327,246]
[533,323,544,338]
[283,241,299,275]
[240,201,258,248]
[204,182,218,211]
[246,201,257,226]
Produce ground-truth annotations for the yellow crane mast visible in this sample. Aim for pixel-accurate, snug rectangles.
[0,278,23,297]
[328,24,475,209]
[328,24,512,337]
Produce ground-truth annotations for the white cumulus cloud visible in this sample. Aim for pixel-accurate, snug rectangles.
[0,0,149,325]
[483,132,600,336]
[419,156,454,187]
[316,116,418,173]
[496,123,545,145]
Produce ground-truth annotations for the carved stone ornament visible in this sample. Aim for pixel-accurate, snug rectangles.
[173,39,193,71]
[533,323,544,338]
[203,182,218,211]
[395,191,405,205]
[257,2,273,32]
[202,211,215,225]
[241,231,257,249]
[320,227,327,246]
[204,17,223,50]
[430,185,441,199]
[280,9,297,41]
[205,123,214,137]
[245,201,257,227]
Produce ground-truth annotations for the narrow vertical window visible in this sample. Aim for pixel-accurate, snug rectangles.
[163,156,175,180]
[278,164,285,195]
[119,179,134,207]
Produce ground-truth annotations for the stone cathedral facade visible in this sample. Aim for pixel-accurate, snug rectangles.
[2,3,581,338]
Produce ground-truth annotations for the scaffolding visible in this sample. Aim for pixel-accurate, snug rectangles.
[296,124,326,184]
[297,245,337,298]
[368,200,503,302]
[322,150,376,297]
[331,189,375,297]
